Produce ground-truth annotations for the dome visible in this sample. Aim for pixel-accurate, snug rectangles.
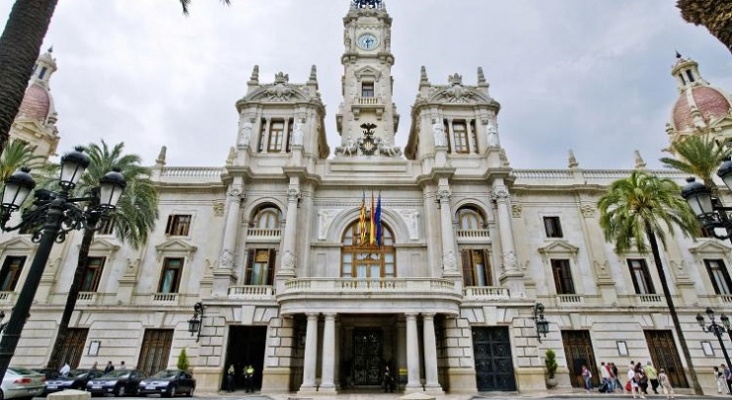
[17,82,50,121]
[672,85,732,131]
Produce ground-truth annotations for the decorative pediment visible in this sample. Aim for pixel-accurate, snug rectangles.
[0,236,36,253]
[354,66,382,81]
[688,239,731,255]
[87,237,121,253]
[244,73,310,103]
[708,113,732,130]
[537,240,580,255]
[427,84,491,105]
[155,238,198,261]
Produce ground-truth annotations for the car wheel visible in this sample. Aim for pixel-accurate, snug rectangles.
[168,385,177,398]
[0,388,5,400]
[115,385,126,397]
[187,386,194,397]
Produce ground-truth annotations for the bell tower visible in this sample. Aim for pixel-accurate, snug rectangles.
[335,0,401,157]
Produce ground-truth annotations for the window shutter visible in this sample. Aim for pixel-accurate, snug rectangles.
[641,260,655,294]
[627,260,642,294]
[165,215,174,234]
[483,249,493,286]
[267,249,277,285]
[461,250,474,287]
[245,249,255,285]
[562,261,575,294]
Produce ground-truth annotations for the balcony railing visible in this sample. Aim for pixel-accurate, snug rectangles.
[77,292,96,303]
[557,294,583,304]
[247,228,281,238]
[455,230,490,239]
[152,293,178,303]
[463,286,510,300]
[637,294,663,304]
[282,278,457,295]
[720,294,732,304]
[356,97,380,106]
[228,285,275,298]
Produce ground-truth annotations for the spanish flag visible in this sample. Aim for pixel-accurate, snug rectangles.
[369,191,376,245]
[359,192,367,245]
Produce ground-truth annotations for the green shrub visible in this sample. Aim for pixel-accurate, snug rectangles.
[545,349,558,378]
[177,348,190,372]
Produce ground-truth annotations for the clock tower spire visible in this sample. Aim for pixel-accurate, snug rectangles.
[335,0,401,157]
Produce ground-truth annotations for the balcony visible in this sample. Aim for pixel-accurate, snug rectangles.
[351,97,385,120]
[557,294,583,305]
[228,285,276,299]
[463,286,510,301]
[0,291,14,304]
[152,293,179,304]
[247,228,281,239]
[77,292,97,304]
[277,278,462,315]
[456,229,490,239]
[637,294,664,305]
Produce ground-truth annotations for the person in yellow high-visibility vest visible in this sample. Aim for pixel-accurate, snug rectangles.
[244,364,255,393]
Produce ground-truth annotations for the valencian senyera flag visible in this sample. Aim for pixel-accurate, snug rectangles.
[359,191,367,245]
[369,191,376,245]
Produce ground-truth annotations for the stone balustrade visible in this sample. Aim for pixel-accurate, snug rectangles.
[228,285,276,298]
[463,286,510,300]
[247,228,281,238]
[282,277,457,294]
[356,96,380,105]
[152,293,178,303]
[455,229,490,238]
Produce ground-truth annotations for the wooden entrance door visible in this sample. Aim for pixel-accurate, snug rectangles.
[223,326,267,391]
[56,328,88,369]
[561,330,599,388]
[645,330,689,388]
[353,328,383,385]
[137,329,173,376]
[472,327,516,391]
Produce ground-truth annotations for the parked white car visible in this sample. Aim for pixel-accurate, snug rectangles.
[1,367,45,399]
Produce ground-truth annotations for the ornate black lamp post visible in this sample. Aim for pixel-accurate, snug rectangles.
[681,157,732,243]
[533,303,550,342]
[0,146,126,380]
[187,302,204,342]
[696,308,732,371]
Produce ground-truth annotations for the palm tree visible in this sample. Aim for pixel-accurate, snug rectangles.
[0,140,46,183]
[660,135,731,192]
[46,141,159,370]
[0,0,230,158]
[677,0,732,54]
[597,170,702,394]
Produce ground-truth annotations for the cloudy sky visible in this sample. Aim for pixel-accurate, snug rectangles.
[2,0,731,169]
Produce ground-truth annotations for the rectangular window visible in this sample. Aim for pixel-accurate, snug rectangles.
[361,82,374,98]
[461,249,492,287]
[286,118,294,152]
[81,257,106,292]
[0,256,25,291]
[470,120,478,154]
[543,216,563,238]
[97,217,115,235]
[165,214,191,236]
[452,121,469,153]
[245,249,276,285]
[551,259,575,294]
[39,67,47,80]
[705,259,732,295]
[158,258,183,293]
[268,120,285,152]
[258,119,266,153]
[443,120,451,153]
[627,259,655,294]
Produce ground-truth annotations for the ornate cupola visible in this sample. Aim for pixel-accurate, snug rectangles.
[334,0,402,158]
[666,52,732,150]
[12,47,60,159]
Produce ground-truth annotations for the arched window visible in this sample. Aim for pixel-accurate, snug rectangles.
[456,206,485,231]
[341,220,396,278]
[252,206,281,229]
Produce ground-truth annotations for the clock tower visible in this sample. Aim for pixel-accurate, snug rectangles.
[335,0,401,157]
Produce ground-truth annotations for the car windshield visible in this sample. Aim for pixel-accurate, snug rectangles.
[68,370,89,378]
[8,367,36,375]
[151,370,180,378]
[102,370,130,378]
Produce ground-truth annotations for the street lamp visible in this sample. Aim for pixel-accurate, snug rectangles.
[187,302,204,342]
[697,307,732,371]
[533,303,549,342]
[0,146,125,380]
[681,157,732,243]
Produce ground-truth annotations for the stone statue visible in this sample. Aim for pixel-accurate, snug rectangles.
[486,120,499,147]
[432,119,446,147]
[292,118,304,146]
[239,119,253,146]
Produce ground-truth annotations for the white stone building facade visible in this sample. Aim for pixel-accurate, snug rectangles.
[4,0,732,395]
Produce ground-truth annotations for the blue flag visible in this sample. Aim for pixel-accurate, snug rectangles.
[375,192,382,246]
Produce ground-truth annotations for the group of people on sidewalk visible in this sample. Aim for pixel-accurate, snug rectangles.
[713,364,732,394]
[225,363,256,393]
[581,361,673,399]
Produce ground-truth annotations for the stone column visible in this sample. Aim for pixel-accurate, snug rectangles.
[212,183,243,296]
[405,313,422,391]
[320,313,337,392]
[422,313,443,392]
[277,187,300,280]
[493,182,525,296]
[437,187,460,278]
[299,313,319,393]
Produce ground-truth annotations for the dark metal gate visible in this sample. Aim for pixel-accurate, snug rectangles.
[353,328,382,385]
[645,330,689,388]
[137,329,173,376]
[561,330,599,388]
[472,327,516,391]
[57,328,88,369]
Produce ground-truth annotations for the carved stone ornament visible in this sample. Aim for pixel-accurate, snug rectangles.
[511,203,522,218]
[580,203,595,218]
[396,209,420,240]
[213,200,225,217]
[287,188,301,202]
[220,249,234,268]
[239,118,253,146]
[283,250,296,269]
[318,209,342,240]
[502,250,517,271]
[442,251,458,271]
[227,187,242,199]
[437,188,452,202]
[263,72,298,101]
[441,73,476,103]
[492,186,510,201]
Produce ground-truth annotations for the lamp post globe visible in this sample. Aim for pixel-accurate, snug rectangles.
[58,146,90,190]
[0,167,36,211]
[681,177,713,219]
[98,168,127,209]
[717,157,732,192]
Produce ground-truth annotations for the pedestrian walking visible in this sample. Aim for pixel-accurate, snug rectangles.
[715,366,726,394]
[658,368,675,399]
[644,361,659,394]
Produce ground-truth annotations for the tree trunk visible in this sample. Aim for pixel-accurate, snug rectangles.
[0,0,59,156]
[645,223,702,394]
[46,218,95,369]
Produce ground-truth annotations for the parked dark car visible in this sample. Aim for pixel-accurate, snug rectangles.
[86,369,147,397]
[43,369,105,395]
[31,369,59,381]
[138,370,195,397]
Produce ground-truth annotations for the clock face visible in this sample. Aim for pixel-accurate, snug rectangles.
[357,34,379,50]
